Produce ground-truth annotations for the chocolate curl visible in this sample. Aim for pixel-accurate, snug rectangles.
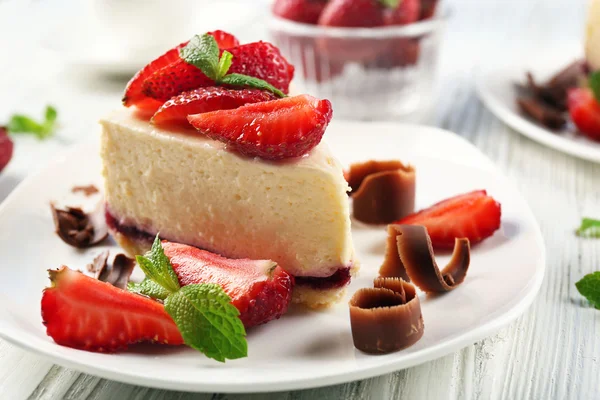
[349,277,424,354]
[517,97,566,130]
[51,202,108,248]
[385,224,470,293]
[87,251,135,290]
[379,224,410,281]
[347,160,416,224]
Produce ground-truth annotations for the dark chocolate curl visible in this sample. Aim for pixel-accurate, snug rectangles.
[517,97,566,130]
[379,225,410,281]
[88,251,135,289]
[349,278,424,354]
[394,224,470,293]
[51,202,108,248]
[347,160,416,225]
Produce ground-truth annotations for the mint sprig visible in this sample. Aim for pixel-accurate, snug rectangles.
[576,272,600,309]
[132,234,247,362]
[590,71,600,104]
[6,105,58,140]
[179,34,285,98]
[575,217,600,238]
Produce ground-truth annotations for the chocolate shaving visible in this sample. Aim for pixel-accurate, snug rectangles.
[347,160,416,224]
[72,184,99,196]
[380,224,470,293]
[379,225,410,281]
[86,251,135,289]
[349,277,424,354]
[51,202,108,248]
[516,96,566,130]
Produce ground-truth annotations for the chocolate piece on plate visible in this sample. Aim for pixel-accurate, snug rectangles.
[87,250,135,290]
[349,277,424,354]
[50,202,108,248]
[516,96,567,130]
[346,160,416,224]
[72,184,100,197]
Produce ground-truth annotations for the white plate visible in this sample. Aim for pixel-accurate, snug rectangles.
[0,121,545,393]
[475,49,600,163]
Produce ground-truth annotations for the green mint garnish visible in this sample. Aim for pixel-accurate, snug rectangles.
[6,105,58,140]
[165,284,247,362]
[127,278,170,300]
[575,217,600,238]
[134,234,247,362]
[576,272,600,309]
[590,71,600,104]
[180,33,286,98]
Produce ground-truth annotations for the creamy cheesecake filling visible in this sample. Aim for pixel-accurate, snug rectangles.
[106,209,352,290]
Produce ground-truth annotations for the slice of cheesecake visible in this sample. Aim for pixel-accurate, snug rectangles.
[100,109,357,308]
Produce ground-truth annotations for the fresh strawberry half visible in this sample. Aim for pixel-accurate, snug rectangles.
[383,0,420,25]
[162,241,294,328]
[122,30,240,110]
[188,95,332,160]
[0,127,14,173]
[41,267,183,352]
[151,87,278,127]
[395,190,502,250]
[568,87,600,142]
[273,0,329,24]
[142,41,294,102]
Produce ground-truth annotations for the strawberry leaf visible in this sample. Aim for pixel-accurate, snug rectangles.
[135,234,180,294]
[128,278,170,300]
[590,71,600,104]
[164,283,247,362]
[576,217,600,238]
[576,271,600,309]
[180,34,220,81]
[217,51,233,81]
[220,73,286,98]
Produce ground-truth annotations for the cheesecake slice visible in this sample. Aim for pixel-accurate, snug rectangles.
[100,109,356,307]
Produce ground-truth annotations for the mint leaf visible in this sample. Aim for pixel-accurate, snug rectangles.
[217,50,233,81]
[576,218,600,238]
[221,73,286,98]
[135,234,180,293]
[128,278,170,300]
[180,34,220,81]
[164,283,247,362]
[590,71,600,104]
[6,105,58,140]
[576,272,600,309]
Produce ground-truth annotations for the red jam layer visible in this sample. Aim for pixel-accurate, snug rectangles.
[105,209,352,291]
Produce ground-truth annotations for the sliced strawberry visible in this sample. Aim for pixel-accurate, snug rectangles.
[209,30,240,49]
[187,95,332,160]
[122,31,240,109]
[395,190,502,249]
[151,87,278,127]
[162,242,294,328]
[142,42,295,102]
[273,0,329,24]
[42,267,183,352]
[383,0,420,25]
[0,127,14,173]
[568,88,600,141]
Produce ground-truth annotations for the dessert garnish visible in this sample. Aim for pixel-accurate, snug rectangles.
[4,105,58,140]
[576,271,600,309]
[349,276,424,354]
[381,224,470,293]
[575,217,600,238]
[379,224,410,281]
[0,127,13,173]
[187,94,333,160]
[43,236,248,362]
[567,71,600,141]
[50,203,108,248]
[516,97,566,130]
[71,184,99,196]
[395,190,501,250]
[152,241,294,328]
[346,160,416,224]
[88,251,136,290]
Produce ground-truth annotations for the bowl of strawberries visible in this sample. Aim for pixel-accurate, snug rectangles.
[270,0,446,120]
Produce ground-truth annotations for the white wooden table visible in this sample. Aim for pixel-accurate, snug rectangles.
[1,0,599,398]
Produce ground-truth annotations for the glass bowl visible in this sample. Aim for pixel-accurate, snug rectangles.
[269,11,448,121]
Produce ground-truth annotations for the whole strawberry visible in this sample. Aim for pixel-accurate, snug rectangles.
[273,0,329,24]
[383,0,421,25]
[318,0,384,27]
[0,127,14,173]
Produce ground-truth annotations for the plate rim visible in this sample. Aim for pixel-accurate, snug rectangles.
[0,122,546,393]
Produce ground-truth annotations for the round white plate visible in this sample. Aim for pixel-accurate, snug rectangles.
[0,121,545,393]
[475,49,600,163]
